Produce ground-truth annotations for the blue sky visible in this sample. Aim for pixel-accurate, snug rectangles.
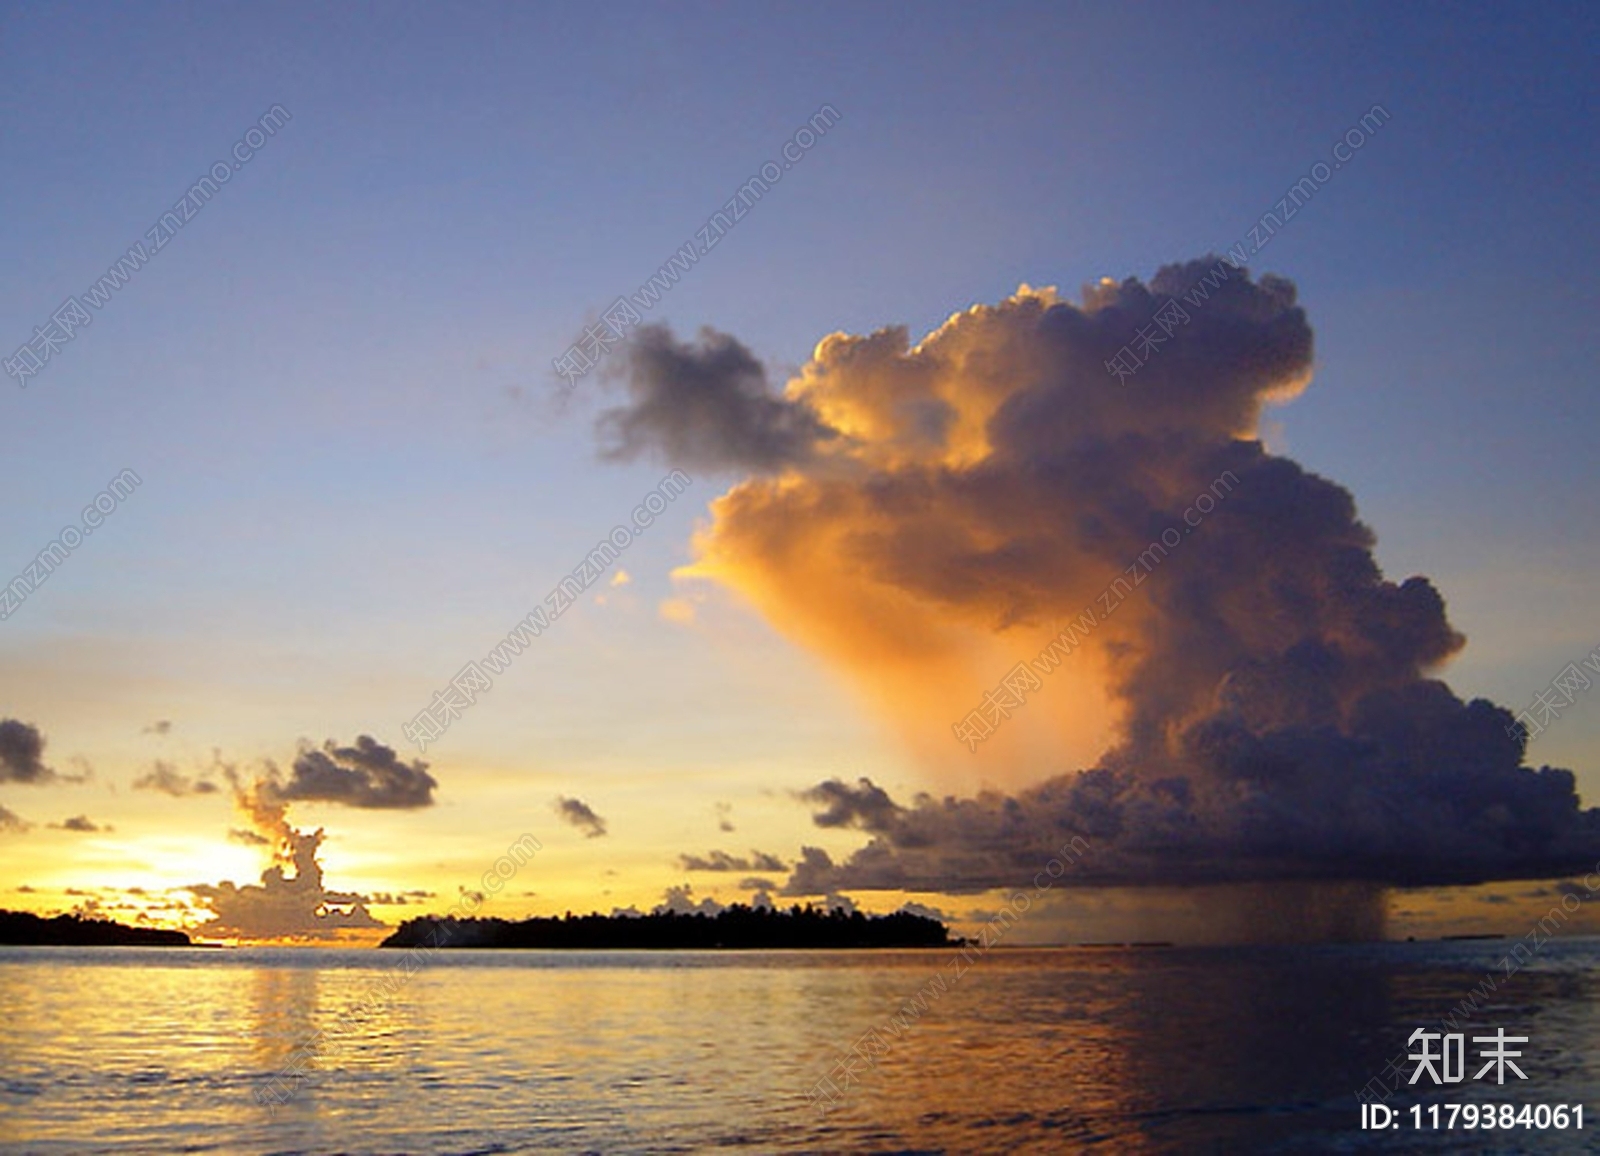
[1,2,1596,937]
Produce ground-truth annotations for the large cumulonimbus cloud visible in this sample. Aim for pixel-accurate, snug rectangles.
[599,258,1600,893]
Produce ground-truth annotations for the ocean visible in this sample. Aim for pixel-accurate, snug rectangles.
[3,939,1598,1153]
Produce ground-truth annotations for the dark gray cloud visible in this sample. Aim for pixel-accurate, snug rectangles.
[273,736,437,810]
[553,796,608,838]
[0,719,53,784]
[677,849,788,872]
[784,695,1600,892]
[132,760,219,797]
[598,324,837,472]
[782,846,840,897]
[50,815,106,833]
[799,778,902,833]
[0,804,30,833]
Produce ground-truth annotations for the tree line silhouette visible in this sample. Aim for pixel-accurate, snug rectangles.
[380,903,950,950]
[0,909,190,947]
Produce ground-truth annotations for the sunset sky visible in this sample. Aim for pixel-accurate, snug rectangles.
[2,3,1596,944]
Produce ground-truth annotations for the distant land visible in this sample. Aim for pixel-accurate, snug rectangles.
[381,904,951,950]
[0,909,191,947]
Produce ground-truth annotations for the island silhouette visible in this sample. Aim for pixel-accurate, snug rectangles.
[0,909,191,947]
[381,903,951,950]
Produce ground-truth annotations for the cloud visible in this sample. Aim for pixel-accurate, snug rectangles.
[654,883,724,916]
[553,796,608,838]
[658,597,697,625]
[184,736,430,941]
[799,778,902,832]
[0,719,53,784]
[132,760,219,797]
[677,849,788,872]
[715,801,735,832]
[50,815,107,833]
[188,826,383,942]
[782,846,839,897]
[598,324,836,472]
[610,265,1600,895]
[0,805,30,833]
[272,736,438,810]
[143,720,172,736]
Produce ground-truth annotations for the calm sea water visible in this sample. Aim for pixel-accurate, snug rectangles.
[3,940,1599,1154]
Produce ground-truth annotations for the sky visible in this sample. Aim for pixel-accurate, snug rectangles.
[1,2,1596,945]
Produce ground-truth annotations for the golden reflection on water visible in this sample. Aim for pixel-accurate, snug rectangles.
[3,942,1598,1153]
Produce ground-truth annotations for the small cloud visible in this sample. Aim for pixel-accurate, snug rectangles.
[779,846,836,896]
[658,597,696,625]
[132,761,219,797]
[823,891,857,915]
[0,805,30,833]
[610,569,632,588]
[738,876,777,892]
[55,757,95,785]
[15,884,36,892]
[799,778,901,831]
[715,801,735,833]
[228,827,270,846]
[678,849,788,873]
[898,901,950,921]
[655,884,723,916]
[143,720,173,736]
[273,736,438,810]
[0,719,54,784]
[50,815,107,833]
[553,796,608,839]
